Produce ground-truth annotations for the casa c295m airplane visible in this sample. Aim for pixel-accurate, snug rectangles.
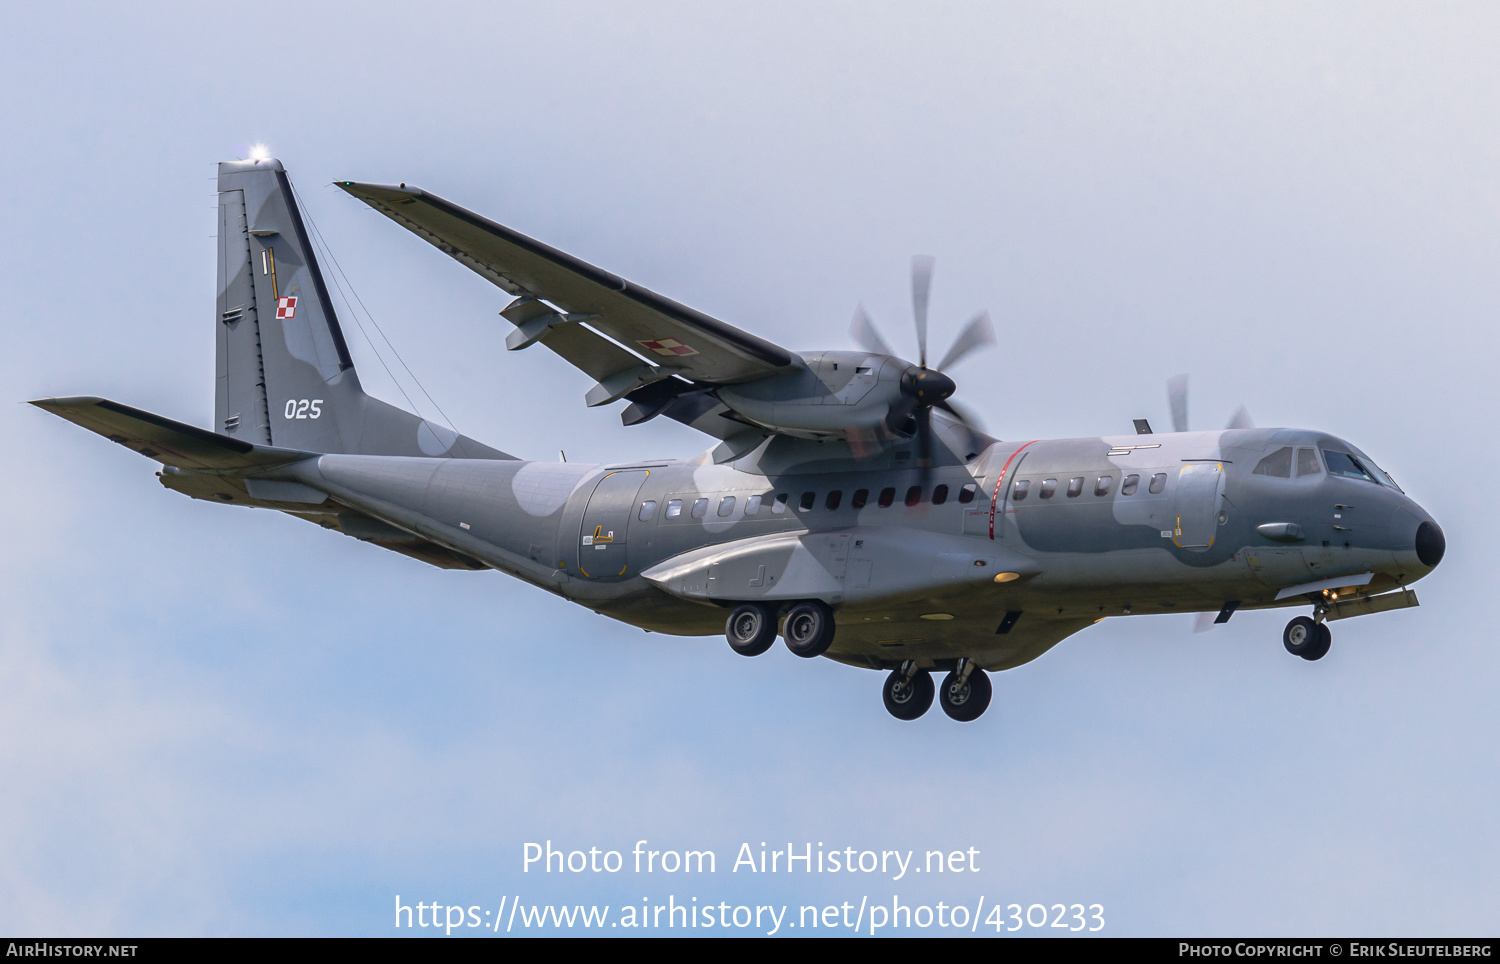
[33,157,1446,722]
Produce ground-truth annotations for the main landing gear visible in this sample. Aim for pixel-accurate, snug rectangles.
[722,604,992,722]
[723,600,836,659]
[1283,614,1332,661]
[725,603,777,657]
[882,659,992,722]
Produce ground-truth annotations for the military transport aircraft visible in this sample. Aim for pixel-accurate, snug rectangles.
[33,158,1446,722]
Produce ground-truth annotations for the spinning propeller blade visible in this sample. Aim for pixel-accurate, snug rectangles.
[935,311,994,373]
[1168,374,1189,433]
[849,303,895,357]
[911,255,934,368]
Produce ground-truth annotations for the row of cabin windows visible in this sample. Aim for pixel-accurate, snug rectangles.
[637,482,982,522]
[1010,472,1168,502]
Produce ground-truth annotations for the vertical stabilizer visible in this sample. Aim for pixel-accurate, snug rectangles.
[214,158,509,460]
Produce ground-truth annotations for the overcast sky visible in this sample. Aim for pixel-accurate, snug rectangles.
[1,1,1495,936]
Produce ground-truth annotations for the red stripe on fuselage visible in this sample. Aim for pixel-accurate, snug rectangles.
[989,440,1038,540]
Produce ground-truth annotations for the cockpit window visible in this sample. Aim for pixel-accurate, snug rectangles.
[1370,463,1403,493]
[1295,448,1322,478]
[1323,450,1375,483]
[1253,447,1293,478]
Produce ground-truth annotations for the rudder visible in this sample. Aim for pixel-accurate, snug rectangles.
[214,157,509,460]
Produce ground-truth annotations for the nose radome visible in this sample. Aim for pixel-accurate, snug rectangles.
[1416,521,1446,568]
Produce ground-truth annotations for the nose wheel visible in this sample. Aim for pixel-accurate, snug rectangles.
[883,662,935,720]
[939,659,992,722]
[1283,615,1332,661]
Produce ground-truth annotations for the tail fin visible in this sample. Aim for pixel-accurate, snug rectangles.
[215,157,510,459]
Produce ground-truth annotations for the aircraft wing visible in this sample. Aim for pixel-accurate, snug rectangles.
[336,181,797,403]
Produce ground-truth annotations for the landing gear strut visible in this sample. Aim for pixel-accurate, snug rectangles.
[882,661,934,720]
[939,659,993,722]
[1283,614,1332,661]
[725,603,776,657]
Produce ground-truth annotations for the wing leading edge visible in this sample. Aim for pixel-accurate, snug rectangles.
[335,181,797,412]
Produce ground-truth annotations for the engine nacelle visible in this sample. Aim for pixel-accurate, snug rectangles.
[715,351,906,440]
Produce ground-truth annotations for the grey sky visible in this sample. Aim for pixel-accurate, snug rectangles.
[0,2,1494,935]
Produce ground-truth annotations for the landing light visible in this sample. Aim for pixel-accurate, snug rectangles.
[993,572,1021,583]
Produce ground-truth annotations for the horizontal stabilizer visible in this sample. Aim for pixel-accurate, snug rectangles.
[31,396,316,470]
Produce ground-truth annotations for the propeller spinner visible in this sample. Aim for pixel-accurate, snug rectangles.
[851,257,995,476]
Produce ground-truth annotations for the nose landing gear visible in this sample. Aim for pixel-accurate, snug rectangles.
[1283,614,1332,661]
[939,659,993,722]
[882,661,935,720]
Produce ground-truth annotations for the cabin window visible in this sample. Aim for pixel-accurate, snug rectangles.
[959,483,978,503]
[665,499,683,519]
[772,493,789,514]
[825,490,843,510]
[799,491,816,512]
[1094,476,1114,497]
[691,498,709,519]
[878,487,896,508]
[1149,473,1167,494]
[638,500,657,521]
[1121,474,1140,496]
[1296,448,1323,477]
[851,489,869,509]
[1254,446,1293,479]
[1066,477,1084,498]
[745,494,763,515]
[932,484,950,505]
[1011,480,1030,501]
[905,485,923,506]
[1039,478,1058,499]
[717,496,736,517]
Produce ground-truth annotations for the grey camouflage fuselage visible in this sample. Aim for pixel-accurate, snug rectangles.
[33,157,1445,696]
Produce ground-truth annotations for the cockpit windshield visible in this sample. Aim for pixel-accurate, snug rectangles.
[1322,448,1401,491]
[1368,461,1403,493]
[1323,450,1373,482]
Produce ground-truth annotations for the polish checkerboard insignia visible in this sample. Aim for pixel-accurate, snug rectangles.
[276,296,298,320]
[637,337,698,357]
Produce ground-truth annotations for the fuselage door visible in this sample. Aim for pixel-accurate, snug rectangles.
[1172,463,1224,549]
[578,470,649,579]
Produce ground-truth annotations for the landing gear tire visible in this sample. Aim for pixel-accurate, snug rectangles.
[1301,623,1332,661]
[725,603,776,657]
[1283,616,1319,657]
[783,601,835,658]
[939,666,992,722]
[883,669,934,721]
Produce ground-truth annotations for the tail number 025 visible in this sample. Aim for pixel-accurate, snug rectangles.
[284,399,323,419]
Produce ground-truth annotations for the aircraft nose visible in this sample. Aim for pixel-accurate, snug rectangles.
[1415,520,1446,568]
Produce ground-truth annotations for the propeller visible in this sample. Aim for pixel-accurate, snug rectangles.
[1164,373,1255,433]
[849,257,995,484]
